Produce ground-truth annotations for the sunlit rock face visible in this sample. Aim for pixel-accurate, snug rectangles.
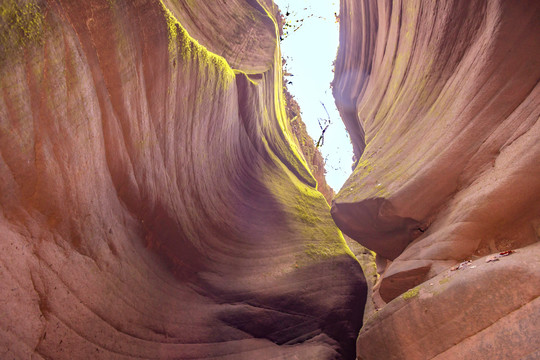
[333,0,540,358]
[0,0,366,359]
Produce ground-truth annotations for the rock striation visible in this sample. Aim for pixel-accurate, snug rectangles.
[0,0,365,359]
[333,0,540,358]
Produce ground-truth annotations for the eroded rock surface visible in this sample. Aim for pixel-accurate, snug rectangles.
[0,0,366,359]
[332,0,540,358]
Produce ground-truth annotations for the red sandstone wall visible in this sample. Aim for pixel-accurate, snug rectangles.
[333,0,540,358]
[0,1,365,358]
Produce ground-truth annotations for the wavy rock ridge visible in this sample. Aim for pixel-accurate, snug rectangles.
[333,0,540,358]
[0,0,365,359]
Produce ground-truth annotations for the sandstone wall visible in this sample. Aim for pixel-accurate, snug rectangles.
[0,0,365,358]
[332,0,540,358]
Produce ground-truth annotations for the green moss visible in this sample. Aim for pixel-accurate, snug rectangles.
[160,2,179,60]
[355,158,374,174]
[0,0,44,61]
[262,159,353,266]
[296,191,353,262]
[159,0,233,88]
[294,195,320,225]
[439,277,450,285]
[304,240,345,260]
[260,131,316,189]
[374,182,389,197]
[402,287,420,300]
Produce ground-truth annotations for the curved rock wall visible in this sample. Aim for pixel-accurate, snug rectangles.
[0,0,365,359]
[333,0,540,358]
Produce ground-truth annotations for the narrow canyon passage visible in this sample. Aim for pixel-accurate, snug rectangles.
[274,0,354,191]
[1,1,539,360]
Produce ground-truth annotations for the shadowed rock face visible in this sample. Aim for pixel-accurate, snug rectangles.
[333,0,540,358]
[0,0,366,359]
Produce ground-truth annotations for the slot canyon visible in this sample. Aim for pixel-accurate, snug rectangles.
[0,0,538,359]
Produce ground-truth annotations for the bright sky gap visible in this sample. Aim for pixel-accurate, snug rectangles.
[274,0,353,191]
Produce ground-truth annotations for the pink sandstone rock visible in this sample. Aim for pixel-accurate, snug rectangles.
[0,0,365,358]
[332,0,540,358]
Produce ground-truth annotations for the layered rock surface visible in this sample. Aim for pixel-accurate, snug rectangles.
[332,0,540,358]
[0,0,366,359]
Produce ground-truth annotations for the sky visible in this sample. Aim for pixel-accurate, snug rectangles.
[274,0,353,191]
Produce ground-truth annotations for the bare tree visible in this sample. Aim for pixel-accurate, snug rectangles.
[315,102,331,148]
